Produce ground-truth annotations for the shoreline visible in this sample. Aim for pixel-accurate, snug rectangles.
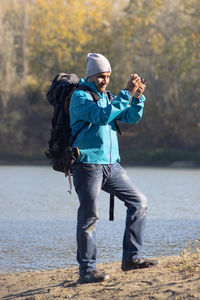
[1,255,200,299]
[1,149,200,168]
[0,160,200,169]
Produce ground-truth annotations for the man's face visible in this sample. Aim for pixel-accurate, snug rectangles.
[88,72,111,93]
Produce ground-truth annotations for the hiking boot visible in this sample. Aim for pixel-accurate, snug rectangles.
[78,270,110,284]
[121,258,159,271]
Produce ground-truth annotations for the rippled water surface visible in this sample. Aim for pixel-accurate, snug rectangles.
[0,166,200,273]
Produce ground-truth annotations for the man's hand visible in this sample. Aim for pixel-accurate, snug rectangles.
[126,74,146,99]
[134,81,146,99]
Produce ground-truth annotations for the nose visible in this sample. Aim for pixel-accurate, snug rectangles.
[103,77,107,84]
[105,76,110,85]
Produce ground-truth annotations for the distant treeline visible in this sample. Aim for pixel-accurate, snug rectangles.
[0,0,199,164]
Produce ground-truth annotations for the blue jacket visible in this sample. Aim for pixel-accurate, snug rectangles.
[69,78,146,164]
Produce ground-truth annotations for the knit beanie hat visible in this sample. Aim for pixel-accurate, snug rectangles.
[86,53,112,78]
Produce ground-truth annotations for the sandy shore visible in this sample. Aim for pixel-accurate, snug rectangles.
[0,255,200,300]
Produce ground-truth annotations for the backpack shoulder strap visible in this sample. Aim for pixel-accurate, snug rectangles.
[105,90,113,102]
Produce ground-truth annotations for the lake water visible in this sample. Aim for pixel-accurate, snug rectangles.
[0,165,200,273]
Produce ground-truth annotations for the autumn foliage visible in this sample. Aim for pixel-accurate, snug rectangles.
[0,0,199,163]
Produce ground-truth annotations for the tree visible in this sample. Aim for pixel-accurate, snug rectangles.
[28,0,114,81]
[112,0,200,151]
[0,0,30,107]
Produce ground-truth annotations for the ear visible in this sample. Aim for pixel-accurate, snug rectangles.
[87,75,96,82]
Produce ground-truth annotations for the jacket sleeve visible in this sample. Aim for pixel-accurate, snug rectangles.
[70,89,131,125]
[116,94,146,124]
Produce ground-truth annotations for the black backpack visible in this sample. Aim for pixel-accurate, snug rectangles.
[45,72,80,174]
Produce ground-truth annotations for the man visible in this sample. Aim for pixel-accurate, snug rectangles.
[69,53,158,284]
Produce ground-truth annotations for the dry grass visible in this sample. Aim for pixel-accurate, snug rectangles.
[177,238,200,276]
